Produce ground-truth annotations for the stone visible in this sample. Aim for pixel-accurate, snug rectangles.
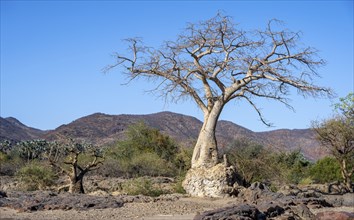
[315,211,354,220]
[0,191,124,212]
[193,204,265,220]
[182,163,239,197]
[291,203,314,220]
[0,191,7,198]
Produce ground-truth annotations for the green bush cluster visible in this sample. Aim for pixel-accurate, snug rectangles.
[104,122,192,178]
[224,139,345,187]
[309,157,342,183]
[16,161,57,191]
[121,177,168,197]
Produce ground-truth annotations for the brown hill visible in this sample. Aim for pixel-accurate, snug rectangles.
[0,117,46,143]
[0,112,325,160]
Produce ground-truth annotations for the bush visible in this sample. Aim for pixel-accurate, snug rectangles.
[309,157,342,184]
[122,177,167,197]
[173,175,187,194]
[16,161,57,191]
[124,122,178,161]
[172,147,193,176]
[0,153,24,176]
[225,139,279,185]
[274,150,312,184]
[105,122,184,178]
[129,152,173,177]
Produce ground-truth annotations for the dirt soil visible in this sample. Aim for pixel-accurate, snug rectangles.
[1,196,353,220]
[0,196,234,220]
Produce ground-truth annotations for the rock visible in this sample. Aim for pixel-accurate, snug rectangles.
[239,183,283,203]
[343,193,354,207]
[291,203,314,220]
[193,204,265,220]
[182,163,240,197]
[256,202,285,218]
[315,211,354,220]
[88,190,110,196]
[296,197,332,209]
[249,182,268,191]
[0,191,124,212]
[0,191,7,198]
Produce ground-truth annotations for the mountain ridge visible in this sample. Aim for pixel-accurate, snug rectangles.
[0,111,325,160]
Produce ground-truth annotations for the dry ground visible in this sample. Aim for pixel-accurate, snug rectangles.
[0,197,353,220]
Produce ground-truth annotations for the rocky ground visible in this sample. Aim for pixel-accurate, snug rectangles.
[0,176,353,220]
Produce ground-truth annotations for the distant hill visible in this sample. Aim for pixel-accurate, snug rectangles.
[0,117,46,143]
[0,111,326,160]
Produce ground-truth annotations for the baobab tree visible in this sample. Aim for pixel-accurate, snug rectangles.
[105,14,332,197]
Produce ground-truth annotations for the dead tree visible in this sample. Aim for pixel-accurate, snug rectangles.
[46,140,104,194]
[105,13,332,197]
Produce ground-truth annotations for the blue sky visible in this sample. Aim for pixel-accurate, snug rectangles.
[1,1,353,132]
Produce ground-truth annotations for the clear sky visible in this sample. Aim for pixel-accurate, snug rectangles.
[1,1,353,132]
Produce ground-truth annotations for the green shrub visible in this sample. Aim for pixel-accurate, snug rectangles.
[16,161,57,191]
[0,154,24,176]
[105,122,184,178]
[309,157,342,183]
[122,177,167,197]
[172,147,193,176]
[129,152,173,177]
[173,175,187,194]
[124,122,178,161]
[275,150,312,184]
[225,139,280,185]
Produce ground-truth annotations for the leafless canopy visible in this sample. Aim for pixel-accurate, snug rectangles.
[105,14,332,126]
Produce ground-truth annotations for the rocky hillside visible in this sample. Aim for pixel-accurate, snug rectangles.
[0,117,46,143]
[0,112,325,160]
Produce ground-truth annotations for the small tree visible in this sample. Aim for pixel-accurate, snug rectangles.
[106,13,332,197]
[15,139,49,162]
[46,140,104,194]
[312,93,354,192]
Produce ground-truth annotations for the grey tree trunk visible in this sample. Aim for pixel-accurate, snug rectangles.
[183,101,240,197]
[191,105,221,168]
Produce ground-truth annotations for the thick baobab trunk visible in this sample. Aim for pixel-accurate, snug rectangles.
[191,111,220,169]
[183,101,240,197]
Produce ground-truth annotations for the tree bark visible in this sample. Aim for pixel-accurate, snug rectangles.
[191,101,223,168]
[69,175,85,194]
[183,101,240,197]
[340,159,353,192]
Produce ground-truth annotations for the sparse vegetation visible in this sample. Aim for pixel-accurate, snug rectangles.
[225,139,313,186]
[1,112,352,196]
[309,156,342,184]
[16,161,57,191]
[312,93,354,191]
[122,177,168,197]
[105,122,191,178]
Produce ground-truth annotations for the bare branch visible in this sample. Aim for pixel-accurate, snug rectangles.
[105,13,333,126]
